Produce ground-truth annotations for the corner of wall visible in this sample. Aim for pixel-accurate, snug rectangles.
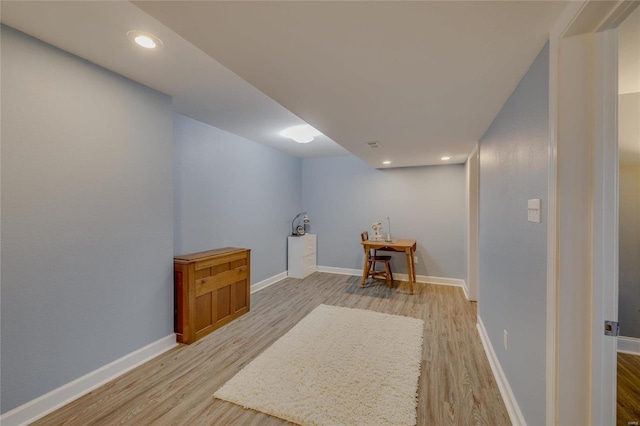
[476,317,526,426]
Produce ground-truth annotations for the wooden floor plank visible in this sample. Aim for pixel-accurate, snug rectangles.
[31,273,511,426]
[618,352,640,426]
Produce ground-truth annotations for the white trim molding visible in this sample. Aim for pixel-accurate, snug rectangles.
[251,271,288,294]
[465,144,479,302]
[317,266,361,276]
[591,26,620,426]
[402,274,466,289]
[0,334,177,426]
[317,266,467,293]
[461,282,470,300]
[477,316,527,426]
[618,336,640,356]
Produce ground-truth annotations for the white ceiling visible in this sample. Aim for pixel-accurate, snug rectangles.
[0,0,349,159]
[619,5,640,95]
[2,1,568,168]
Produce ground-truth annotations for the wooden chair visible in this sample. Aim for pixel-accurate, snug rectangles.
[361,231,393,287]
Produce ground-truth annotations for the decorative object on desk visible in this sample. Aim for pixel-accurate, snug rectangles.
[291,212,310,236]
[386,216,392,242]
[214,304,424,426]
[371,221,385,241]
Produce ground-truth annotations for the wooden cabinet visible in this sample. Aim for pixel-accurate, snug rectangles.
[174,247,250,344]
[288,234,317,279]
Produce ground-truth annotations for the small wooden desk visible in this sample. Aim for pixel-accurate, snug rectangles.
[361,239,417,294]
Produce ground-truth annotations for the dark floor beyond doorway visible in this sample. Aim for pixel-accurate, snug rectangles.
[618,352,640,426]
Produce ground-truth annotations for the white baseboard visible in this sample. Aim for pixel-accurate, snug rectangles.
[413,274,466,288]
[251,271,288,294]
[317,266,361,276]
[0,334,177,426]
[317,266,466,290]
[461,282,470,300]
[476,316,526,426]
[618,336,640,355]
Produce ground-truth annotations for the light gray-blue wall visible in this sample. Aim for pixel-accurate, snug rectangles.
[302,156,466,279]
[0,26,174,414]
[173,113,302,283]
[619,92,640,338]
[478,43,549,425]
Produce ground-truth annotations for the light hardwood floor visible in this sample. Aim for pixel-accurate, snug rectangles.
[618,352,640,426]
[32,273,510,425]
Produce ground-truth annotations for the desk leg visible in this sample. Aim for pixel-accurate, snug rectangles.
[405,248,414,295]
[361,248,370,288]
[412,247,417,283]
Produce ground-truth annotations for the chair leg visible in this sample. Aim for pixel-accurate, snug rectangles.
[369,260,380,280]
[385,262,392,287]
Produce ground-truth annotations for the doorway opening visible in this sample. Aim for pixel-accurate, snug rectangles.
[616,5,640,425]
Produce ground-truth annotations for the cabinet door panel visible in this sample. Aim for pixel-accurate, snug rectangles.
[195,292,212,332]
[216,285,232,321]
[234,280,248,312]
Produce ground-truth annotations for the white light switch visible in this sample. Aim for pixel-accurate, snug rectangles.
[528,199,541,223]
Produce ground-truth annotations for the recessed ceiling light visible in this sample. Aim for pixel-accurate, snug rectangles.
[441,156,451,161]
[382,161,391,165]
[135,36,156,49]
[280,124,322,144]
[127,30,163,50]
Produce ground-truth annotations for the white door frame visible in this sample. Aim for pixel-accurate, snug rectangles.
[466,145,479,302]
[591,26,620,426]
[548,1,639,424]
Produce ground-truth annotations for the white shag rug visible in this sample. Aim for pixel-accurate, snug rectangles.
[214,304,424,426]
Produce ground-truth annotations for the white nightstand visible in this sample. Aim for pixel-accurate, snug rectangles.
[288,234,317,279]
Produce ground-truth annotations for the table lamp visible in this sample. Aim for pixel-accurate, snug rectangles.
[291,212,310,236]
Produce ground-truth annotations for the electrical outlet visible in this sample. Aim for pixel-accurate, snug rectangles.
[504,330,508,350]
[414,256,418,264]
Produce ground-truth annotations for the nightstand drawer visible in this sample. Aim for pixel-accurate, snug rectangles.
[304,234,317,255]
[302,253,317,277]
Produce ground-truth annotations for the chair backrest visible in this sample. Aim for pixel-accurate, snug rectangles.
[361,231,370,255]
